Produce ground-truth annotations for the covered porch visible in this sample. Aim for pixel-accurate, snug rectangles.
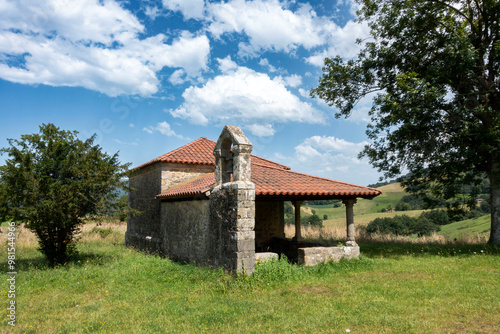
[254,196,362,265]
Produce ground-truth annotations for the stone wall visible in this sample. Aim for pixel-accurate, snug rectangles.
[160,163,214,192]
[208,181,256,274]
[160,200,210,264]
[125,164,162,252]
[255,201,284,251]
[127,162,214,253]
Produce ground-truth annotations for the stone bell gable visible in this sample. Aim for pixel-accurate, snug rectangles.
[210,125,256,272]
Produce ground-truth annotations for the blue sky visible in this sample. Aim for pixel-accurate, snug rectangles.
[0,0,383,186]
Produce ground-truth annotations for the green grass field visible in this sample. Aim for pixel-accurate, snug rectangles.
[439,214,492,240]
[1,222,499,333]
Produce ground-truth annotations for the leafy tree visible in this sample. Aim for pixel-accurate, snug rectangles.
[299,214,324,228]
[395,201,411,211]
[480,198,491,213]
[312,0,500,244]
[420,209,450,226]
[112,195,130,222]
[0,124,128,265]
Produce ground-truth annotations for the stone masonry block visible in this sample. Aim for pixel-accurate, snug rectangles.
[236,218,255,229]
[236,239,255,252]
[232,230,255,241]
[255,252,279,263]
[228,181,255,191]
[237,200,254,209]
[236,256,255,274]
[237,190,255,201]
[236,207,255,219]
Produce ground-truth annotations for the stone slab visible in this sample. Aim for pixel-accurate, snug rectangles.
[298,246,360,266]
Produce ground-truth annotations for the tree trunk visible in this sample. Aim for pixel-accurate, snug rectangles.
[488,161,500,244]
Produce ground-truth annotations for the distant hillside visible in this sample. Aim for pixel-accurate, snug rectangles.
[377,182,405,193]
[303,181,491,240]
[305,182,408,228]
[439,215,491,240]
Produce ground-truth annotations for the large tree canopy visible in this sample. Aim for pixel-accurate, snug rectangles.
[312,0,500,244]
[0,124,129,264]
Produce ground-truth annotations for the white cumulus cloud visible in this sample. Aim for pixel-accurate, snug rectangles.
[306,20,370,65]
[246,124,275,137]
[143,121,183,138]
[163,0,206,19]
[207,0,327,56]
[169,59,325,135]
[0,0,210,96]
[275,135,381,185]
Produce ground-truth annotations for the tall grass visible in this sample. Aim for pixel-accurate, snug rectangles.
[1,221,499,333]
[285,223,489,244]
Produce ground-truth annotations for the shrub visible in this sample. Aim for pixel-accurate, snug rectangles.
[367,214,439,237]
[420,209,449,226]
[0,124,128,265]
[395,202,412,211]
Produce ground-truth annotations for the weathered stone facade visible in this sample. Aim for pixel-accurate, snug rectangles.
[125,162,213,253]
[161,200,210,264]
[125,164,162,252]
[127,125,257,274]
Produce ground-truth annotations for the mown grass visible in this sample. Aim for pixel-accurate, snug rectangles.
[1,222,499,333]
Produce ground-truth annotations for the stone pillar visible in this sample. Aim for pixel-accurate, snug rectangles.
[343,199,357,246]
[292,201,304,242]
[210,181,255,274]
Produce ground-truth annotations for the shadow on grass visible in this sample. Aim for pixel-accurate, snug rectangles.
[358,240,500,258]
[1,251,115,272]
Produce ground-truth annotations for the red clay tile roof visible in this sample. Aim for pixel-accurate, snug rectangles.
[157,164,381,200]
[252,164,381,198]
[135,137,216,169]
[138,137,381,200]
[135,137,290,170]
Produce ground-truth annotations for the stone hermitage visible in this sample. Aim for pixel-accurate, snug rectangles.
[126,126,381,274]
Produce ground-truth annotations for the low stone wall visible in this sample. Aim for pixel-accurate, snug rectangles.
[297,246,360,266]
